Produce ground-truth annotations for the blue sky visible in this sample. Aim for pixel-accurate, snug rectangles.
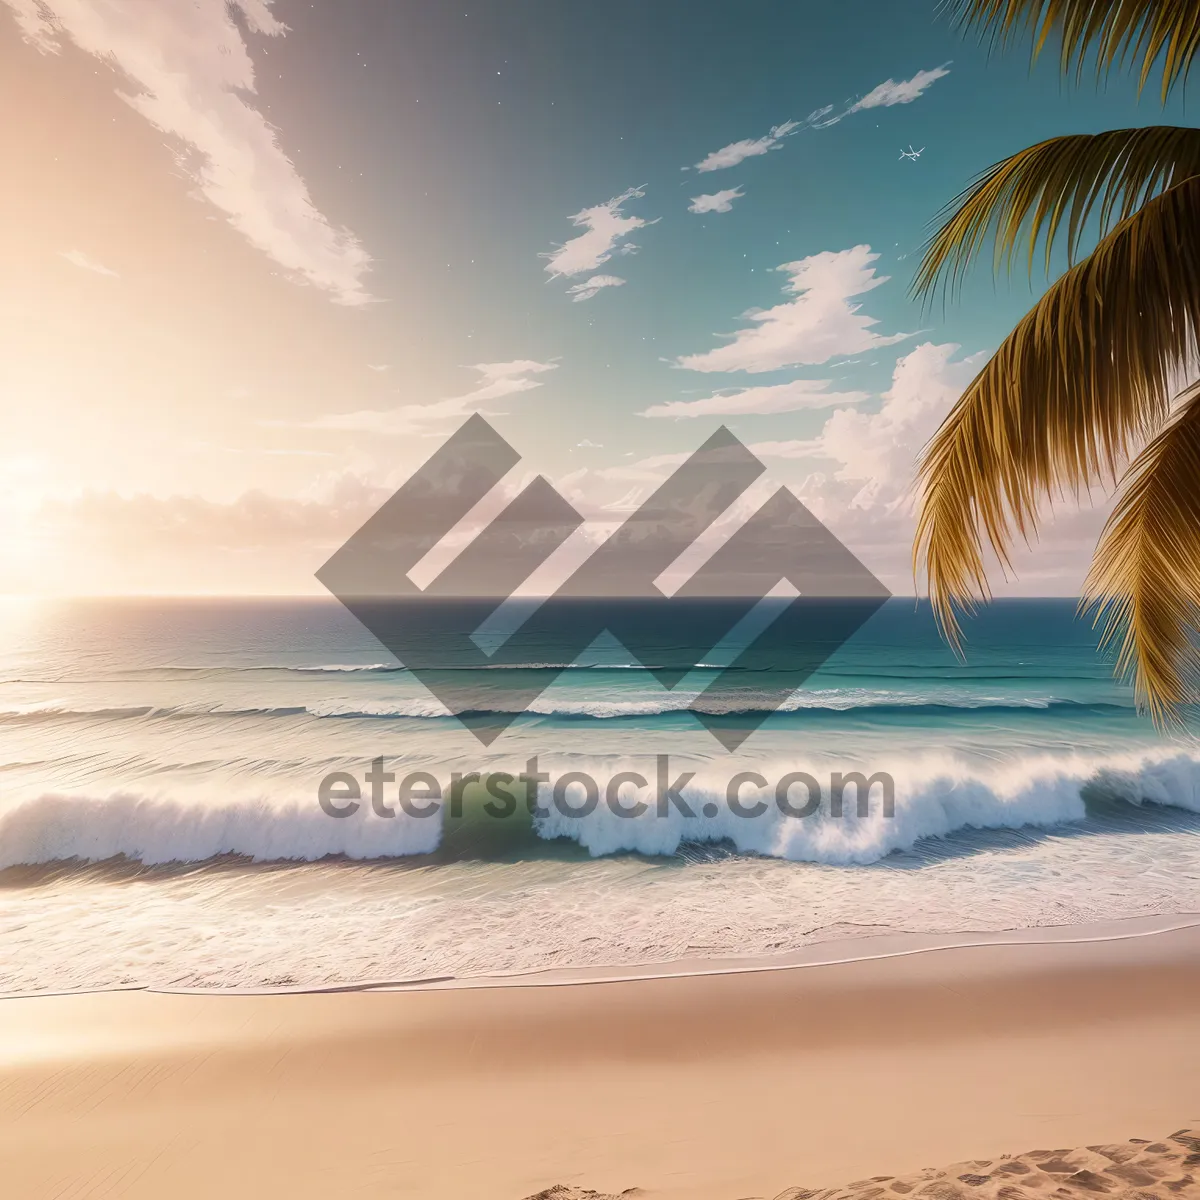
[0,0,1193,594]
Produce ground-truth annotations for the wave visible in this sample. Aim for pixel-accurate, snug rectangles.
[0,693,1132,724]
[302,696,1125,720]
[20,660,975,681]
[3,749,1199,871]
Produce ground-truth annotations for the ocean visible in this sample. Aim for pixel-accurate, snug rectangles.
[2,595,1199,994]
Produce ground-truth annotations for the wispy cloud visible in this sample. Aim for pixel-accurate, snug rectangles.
[745,438,825,459]
[640,378,869,418]
[541,187,652,280]
[685,66,949,173]
[6,0,373,306]
[59,249,119,278]
[297,360,558,436]
[219,446,335,457]
[595,451,691,484]
[849,65,951,113]
[675,245,911,374]
[567,274,626,302]
[688,187,744,214]
[366,364,391,373]
[692,121,798,173]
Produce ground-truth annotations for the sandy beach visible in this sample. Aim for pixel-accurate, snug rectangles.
[2,918,1198,1199]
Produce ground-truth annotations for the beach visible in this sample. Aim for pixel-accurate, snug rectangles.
[3,918,1199,1200]
[4,601,1200,1196]
[6,598,1200,996]
[11,1,1200,1195]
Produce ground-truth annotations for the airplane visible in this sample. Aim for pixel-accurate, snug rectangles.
[899,145,924,161]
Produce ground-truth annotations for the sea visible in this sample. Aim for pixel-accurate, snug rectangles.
[2,595,1199,995]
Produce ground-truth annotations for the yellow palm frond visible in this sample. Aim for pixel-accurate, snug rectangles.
[914,126,1200,298]
[947,0,1200,102]
[1084,385,1200,724]
[913,175,1200,649]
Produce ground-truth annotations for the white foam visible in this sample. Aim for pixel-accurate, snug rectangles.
[2,748,1200,869]
[0,790,441,869]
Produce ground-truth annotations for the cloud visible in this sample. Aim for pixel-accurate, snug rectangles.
[59,249,118,278]
[5,0,372,306]
[219,446,335,457]
[639,378,869,419]
[805,104,841,129]
[567,274,626,302]
[541,187,652,279]
[675,245,911,374]
[43,474,390,546]
[745,439,824,459]
[688,187,744,215]
[692,121,798,173]
[366,364,390,373]
[808,341,981,504]
[594,451,691,484]
[762,340,1116,594]
[850,65,951,112]
[299,360,558,435]
[2,468,401,594]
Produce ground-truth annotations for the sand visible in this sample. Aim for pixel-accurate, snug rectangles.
[527,1130,1200,1200]
[1,918,1199,1200]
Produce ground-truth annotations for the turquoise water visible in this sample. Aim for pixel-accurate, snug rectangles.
[1,596,1199,993]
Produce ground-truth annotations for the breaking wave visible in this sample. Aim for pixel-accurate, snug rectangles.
[3,748,1199,871]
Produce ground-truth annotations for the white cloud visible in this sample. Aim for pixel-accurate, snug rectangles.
[366,364,390,373]
[745,438,824,459]
[693,121,798,173]
[59,249,118,278]
[810,342,981,504]
[300,360,558,436]
[850,65,951,112]
[541,187,652,279]
[688,187,744,214]
[639,378,869,419]
[567,274,627,302]
[675,245,911,375]
[6,0,373,306]
[764,340,1115,594]
[805,104,841,129]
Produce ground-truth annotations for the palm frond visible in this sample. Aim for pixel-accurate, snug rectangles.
[946,0,1200,102]
[914,126,1200,298]
[1084,384,1200,724]
[913,174,1200,650]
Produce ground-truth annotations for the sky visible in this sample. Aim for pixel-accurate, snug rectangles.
[0,0,1193,596]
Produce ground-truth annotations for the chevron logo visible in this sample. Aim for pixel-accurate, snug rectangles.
[317,415,889,750]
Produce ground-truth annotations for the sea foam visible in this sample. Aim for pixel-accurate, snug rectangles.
[2,748,1199,870]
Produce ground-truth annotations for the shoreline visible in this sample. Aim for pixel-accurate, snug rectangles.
[3,910,1198,1000]
[3,916,1200,1199]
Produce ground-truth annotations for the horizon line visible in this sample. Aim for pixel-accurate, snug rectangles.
[0,592,1089,602]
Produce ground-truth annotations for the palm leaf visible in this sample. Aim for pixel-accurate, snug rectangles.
[914,126,1200,298]
[946,0,1200,102]
[1084,384,1200,723]
[913,174,1200,650]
